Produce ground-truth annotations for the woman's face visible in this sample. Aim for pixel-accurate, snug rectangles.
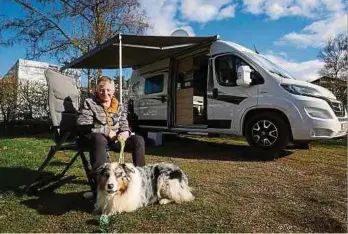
[97,81,114,103]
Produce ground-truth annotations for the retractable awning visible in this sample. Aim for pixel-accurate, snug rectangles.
[61,33,218,70]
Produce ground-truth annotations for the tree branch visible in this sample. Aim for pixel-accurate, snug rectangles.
[58,0,93,26]
[13,0,84,52]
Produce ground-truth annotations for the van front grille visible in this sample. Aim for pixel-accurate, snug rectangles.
[329,101,345,117]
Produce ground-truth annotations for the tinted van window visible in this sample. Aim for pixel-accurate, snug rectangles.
[144,74,164,94]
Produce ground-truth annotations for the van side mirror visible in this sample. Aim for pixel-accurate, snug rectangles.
[236,66,252,87]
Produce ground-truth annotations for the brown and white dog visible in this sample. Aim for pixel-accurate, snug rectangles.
[95,162,194,215]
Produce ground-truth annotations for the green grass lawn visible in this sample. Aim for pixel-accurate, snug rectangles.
[0,134,346,232]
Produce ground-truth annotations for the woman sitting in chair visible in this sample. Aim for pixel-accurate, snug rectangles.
[77,76,145,172]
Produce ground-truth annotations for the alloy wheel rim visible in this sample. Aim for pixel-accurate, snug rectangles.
[252,120,278,147]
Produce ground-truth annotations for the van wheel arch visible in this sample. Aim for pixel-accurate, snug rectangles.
[242,109,293,158]
[242,109,292,139]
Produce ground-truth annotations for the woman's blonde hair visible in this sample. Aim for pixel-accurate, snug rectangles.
[96,76,115,91]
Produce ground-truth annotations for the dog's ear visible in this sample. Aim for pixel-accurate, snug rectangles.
[95,163,108,175]
[122,163,135,174]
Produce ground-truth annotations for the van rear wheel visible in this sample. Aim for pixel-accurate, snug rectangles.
[245,112,290,159]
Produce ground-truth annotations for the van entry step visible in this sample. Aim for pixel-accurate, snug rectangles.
[187,132,209,136]
[147,132,163,146]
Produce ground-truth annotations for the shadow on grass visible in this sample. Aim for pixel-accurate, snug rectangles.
[146,135,293,162]
[279,209,346,233]
[86,219,102,233]
[0,167,57,196]
[0,166,90,193]
[0,166,94,215]
[21,189,94,216]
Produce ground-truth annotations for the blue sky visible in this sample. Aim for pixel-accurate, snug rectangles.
[0,0,347,84]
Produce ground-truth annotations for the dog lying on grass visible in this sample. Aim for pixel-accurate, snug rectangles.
[95,162,194,215]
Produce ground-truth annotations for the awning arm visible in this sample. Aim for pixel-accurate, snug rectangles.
[118,33,123,105]
[112,43,196,50]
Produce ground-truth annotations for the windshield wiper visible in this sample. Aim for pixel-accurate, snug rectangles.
[269,70,289,79]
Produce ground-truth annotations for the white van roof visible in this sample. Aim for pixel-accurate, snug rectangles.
[62,33,218,70]
[210,40,256,56]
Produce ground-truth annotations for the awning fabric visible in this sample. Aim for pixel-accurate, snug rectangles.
[62,34,218,70]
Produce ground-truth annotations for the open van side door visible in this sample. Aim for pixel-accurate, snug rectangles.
[207,54,258,133]
[135,73,168,127]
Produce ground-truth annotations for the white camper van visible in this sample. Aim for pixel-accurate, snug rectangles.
[128,39,347,153]
[61,32,347,155]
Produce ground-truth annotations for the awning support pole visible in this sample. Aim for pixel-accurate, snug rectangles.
[118,33,123,105]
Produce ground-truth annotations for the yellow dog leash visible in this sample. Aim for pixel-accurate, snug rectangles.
[117,135,126,164]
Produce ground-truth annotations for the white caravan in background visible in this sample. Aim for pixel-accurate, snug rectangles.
[128,38,347,155]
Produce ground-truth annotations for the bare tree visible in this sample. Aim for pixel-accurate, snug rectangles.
[316,34,347,104]
[17,80,50,120]
[113,75,130,107]
[0,77,18,124]
[0,0,149,90]
[318,34,348,79]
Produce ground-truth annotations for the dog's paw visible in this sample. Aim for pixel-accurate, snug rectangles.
[94,204,102,214]
[159,198,173,205]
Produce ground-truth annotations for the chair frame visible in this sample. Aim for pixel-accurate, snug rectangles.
[23,128,98,197]
[24,70,97,196]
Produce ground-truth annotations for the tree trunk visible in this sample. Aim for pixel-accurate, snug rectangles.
[87,69,91,95]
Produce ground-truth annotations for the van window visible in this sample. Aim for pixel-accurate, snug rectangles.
[144,74,164,94]
[215,55,248,86]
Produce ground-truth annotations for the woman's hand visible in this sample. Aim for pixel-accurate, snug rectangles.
[118,131,130,141]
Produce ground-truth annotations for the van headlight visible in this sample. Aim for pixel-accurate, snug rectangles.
[281,84,321,97]
[304,107,333,119]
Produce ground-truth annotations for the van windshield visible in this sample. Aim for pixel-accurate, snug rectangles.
[247,52,295,79]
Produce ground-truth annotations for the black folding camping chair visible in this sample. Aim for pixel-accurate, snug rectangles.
[24,70,97,196]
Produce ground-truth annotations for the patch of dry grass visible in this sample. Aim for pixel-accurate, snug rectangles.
[0,134,346,232]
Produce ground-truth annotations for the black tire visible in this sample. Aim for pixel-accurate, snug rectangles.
[245,112,290,159]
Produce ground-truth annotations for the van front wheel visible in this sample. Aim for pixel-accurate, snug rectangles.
[245,112,290,157]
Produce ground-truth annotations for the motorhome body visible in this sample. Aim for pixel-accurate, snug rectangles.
[128,39,347,153]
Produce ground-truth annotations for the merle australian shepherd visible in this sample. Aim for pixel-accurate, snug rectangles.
[95,162,195,215]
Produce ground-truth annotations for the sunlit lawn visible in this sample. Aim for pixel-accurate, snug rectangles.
[0,134,346,232]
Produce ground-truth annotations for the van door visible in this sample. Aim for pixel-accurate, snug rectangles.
[137,73,168,127]
[175,57,194,125]
[207,54,258,133]
[174,54,209,126]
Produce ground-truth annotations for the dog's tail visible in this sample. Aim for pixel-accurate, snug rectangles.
[158,170,195,204]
